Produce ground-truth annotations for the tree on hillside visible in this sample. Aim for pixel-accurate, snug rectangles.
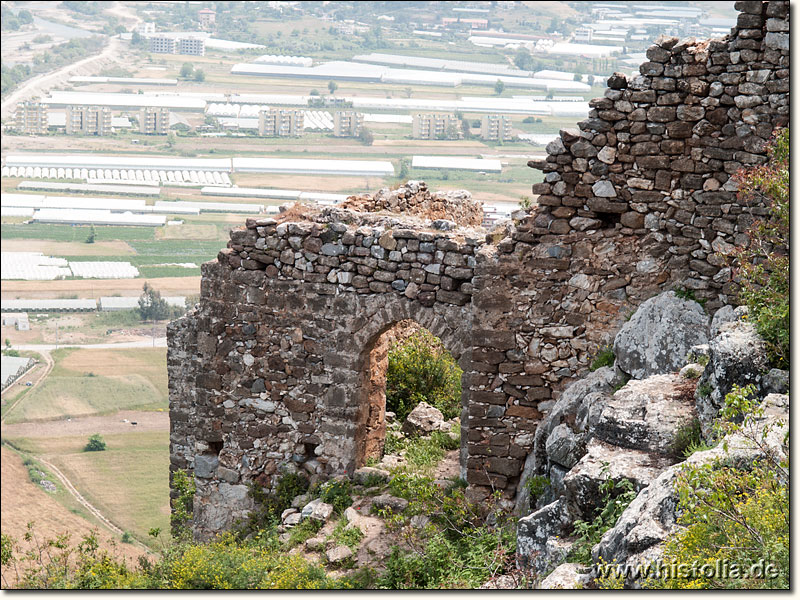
[328,80,338,95]
[180,62,194,78]
[84,434,106,452]
[494,79,505,95]
[138,282,170,321]
[193,68,205,82]
[358,127,374,146]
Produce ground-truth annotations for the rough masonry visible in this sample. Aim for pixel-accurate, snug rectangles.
[169,0,788,540]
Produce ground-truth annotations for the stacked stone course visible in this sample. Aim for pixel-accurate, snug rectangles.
[169,1,789,540]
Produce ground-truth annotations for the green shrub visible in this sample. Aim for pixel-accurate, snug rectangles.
[670,418,704,459]
[317,479,353,515]
[238,471,309,537]
[673,287,706,310]
[566,467,638,565]
[589,346,614,371]
[121,532,133,544]
[287,519,322,548]
[170,469,196,539]
[386,330,462,421]
[524,475,550,503]
[731,128,789,369]
[84,434,106,452]
[327,517,364,551]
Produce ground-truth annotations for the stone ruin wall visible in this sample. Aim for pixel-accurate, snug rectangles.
[168,0,788,540]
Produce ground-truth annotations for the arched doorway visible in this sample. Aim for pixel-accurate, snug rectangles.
[354,319,465,470]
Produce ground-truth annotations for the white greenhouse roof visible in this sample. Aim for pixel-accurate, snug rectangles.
[201,187,301,199]
[3,193,146,212]
[69,76,178,85]
[254,55,313,67]
[32,209,166,227]
[5,154,232,172]
[1,206,35,217]
[411,156,502,172]
[98,296,185,310]
[1,299,96,311]
[232,158,394,177]
[68,262,140,279]
[153,201,263,214]
[353,53,530,77]
[2,355,35,389]
[17,181,161,196]
[43,91,206,110]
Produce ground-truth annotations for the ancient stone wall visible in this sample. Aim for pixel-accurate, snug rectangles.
[169,0,789,539]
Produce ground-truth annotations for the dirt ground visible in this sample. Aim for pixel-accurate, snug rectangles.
[0,409,168,439]
[0,446,148,586]
[1,276,201,299]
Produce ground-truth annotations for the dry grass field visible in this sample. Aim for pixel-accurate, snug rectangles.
[1,239,137,256]
[4,348,168,424]
[0,276,201,299]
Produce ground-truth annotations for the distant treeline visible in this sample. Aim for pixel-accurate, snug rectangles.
[1,36,105,96]
[1,6,33,31]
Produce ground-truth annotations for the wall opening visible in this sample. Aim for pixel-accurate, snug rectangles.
[354,319,463,469]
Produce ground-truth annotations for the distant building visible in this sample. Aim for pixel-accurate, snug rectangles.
[480,114,513,141]
[136,22,156,35]
[1,312,30,331]
[149,35,177,54]
[198,8,216,30]
[442,17,488,29]
[13,99,49,134]
[333,111,364,137]
[258,108,304,137]
[139,107,170,134]
[148,34,205,56]
[178,36,205,56]
[411,113,462,140]
[573,27,594,43]
[65,105,112,136]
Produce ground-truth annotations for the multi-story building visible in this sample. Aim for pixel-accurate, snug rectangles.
[411,113,462,140]
[149,35,177,54]
[13,99,48,134]
[480,114,513,141]
[65,105,112,135]
[136,22,156,35]
[177,36,205,56]
[333,111,364,137]
[573,27,594,43]
[198,8,216,30]
[258,108,304,137]
[139,107,170,135]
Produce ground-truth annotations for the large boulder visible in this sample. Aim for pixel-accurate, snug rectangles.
[538,563,593,589]
[594,373,698,456]
[516,497,574,574]
[546,424,587,470]
[694,321,769,435]
[563,439,672,520]
[709,304,748,338]
[593,394,788,585]
[614,291,709,379]
[515,367,619,514]
[401,401,445,436]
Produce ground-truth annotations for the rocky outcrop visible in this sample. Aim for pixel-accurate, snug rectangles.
[613,291,709,380]
[594,393,788,584]
[340,181,484,227]
[695,320,769,434]
[594,373,697,454]
[537,563,593,590]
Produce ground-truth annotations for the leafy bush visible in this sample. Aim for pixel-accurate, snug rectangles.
[386,330,462,421]
[673,287,706,309]
[84,434,106,452]
[669,418,704,460]
[731,128,789,369]
[524,475,550,503]
[317,479,352,515]
[589,346,614,372]
[121,532,133,544]
[170,469,196,539]
[566,467,638,565]
[238,471,309,537]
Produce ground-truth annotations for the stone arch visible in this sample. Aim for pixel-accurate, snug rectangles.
[317,294,472,476]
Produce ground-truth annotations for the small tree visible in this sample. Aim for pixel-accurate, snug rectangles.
[138,282,170,321]
[494,79,505,95]
[85,224,96,244]
[84,434,106,452]
[358,126,374,146]
[179,62,194,78]
[193,68,205,82]
[328,80,338,95]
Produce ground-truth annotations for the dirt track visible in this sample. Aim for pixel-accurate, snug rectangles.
[1,409,169,438]
[1,276,201,299]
